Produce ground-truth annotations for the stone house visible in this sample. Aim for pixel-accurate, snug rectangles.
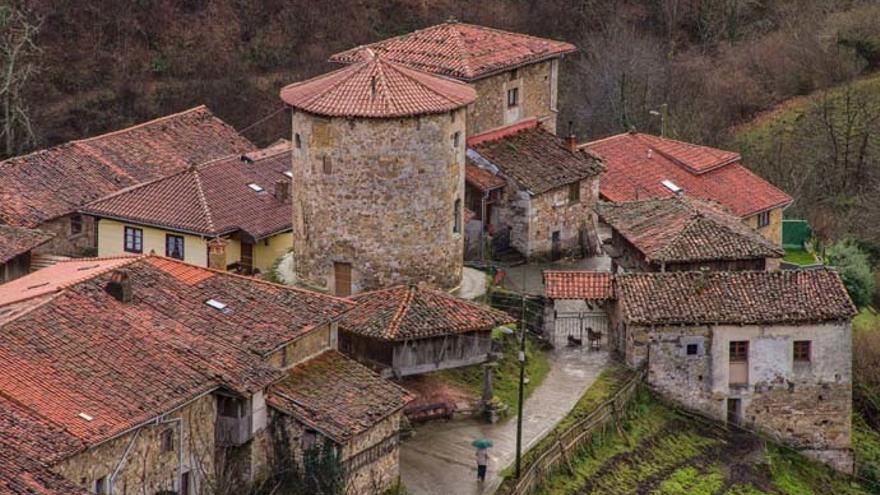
[606,269,856,472]
[280,49,476,294]
[0,106,253,258]
[0,225,54,283]
[583,132,792,245]
[329,20,576,136]
[598,196,784,273]
[82,141,293,275]
[465,119,605,261]
[337,284,514,377]
[0,255,410,494]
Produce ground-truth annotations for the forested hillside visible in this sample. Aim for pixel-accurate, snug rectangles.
[2,0,878,159]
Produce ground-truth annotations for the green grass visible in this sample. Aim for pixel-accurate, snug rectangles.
[853,307,880,334]
[530,393,874,495]
[431,329,550,414]
[783,248,818,266]
[854,414,880,485]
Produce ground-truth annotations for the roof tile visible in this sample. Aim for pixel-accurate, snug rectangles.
[0,225,54,264]
[544,271,614,300]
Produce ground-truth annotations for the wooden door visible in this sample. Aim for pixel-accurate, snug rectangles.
[241,242,254,273]
[334,262,352,296]
[729,341,749,386]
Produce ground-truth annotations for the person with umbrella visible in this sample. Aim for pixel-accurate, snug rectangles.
[472,438,493,482]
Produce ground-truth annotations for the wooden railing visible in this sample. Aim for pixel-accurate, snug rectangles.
[500,366,647,495]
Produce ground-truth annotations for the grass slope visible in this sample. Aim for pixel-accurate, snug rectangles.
[535,394,873,495]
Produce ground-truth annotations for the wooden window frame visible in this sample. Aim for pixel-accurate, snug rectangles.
[160,428,174,454]
[165,234,185,260]
[124,227,143,254]
[729,341,748,362]
[793,340,811,362]
[568,181,580,204]
[757,210,770,228]
[69,214,84,237]
[507,87,519,108]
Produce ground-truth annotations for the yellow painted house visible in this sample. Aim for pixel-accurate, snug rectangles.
[83,143,293,274]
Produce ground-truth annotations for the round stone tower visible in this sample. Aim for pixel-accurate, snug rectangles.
[280,50,477,294]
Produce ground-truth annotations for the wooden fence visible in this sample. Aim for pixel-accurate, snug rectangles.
[500,366,647,495]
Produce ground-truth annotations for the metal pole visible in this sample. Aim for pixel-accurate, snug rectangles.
[515,267,526,478]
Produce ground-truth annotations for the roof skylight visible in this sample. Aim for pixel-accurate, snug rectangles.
[247,183,264,192]
[283,171,293,178]
[661,179,682,193]
[205,299,228,312]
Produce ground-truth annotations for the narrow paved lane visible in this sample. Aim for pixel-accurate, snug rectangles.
[400,347,609,495]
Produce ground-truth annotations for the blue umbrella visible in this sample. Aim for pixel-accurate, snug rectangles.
[472,438,494,449]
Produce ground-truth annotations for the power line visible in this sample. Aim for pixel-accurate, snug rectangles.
[238,106,287,135]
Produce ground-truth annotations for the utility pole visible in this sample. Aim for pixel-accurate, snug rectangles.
[649,103,668,137]
[514,266,527,478]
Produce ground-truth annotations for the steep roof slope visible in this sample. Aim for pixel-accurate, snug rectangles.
[281,50,476,118]
[598,196,784,264]
[583,132,791,217]
[0,256,352,459]
[340,284,514,341]
[82,142,292,239]
[468,120,604,195]
[616,269,856,326]
[0,106,254,228]
[0,225,54,263]
[330,21,576,81]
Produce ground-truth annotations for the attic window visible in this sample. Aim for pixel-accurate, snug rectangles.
[247,183,264,192]
[661,180,682,193]
[205,299,228,312]
[283,170,293,178]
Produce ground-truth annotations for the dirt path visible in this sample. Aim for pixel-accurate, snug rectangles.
[399,346,609,495]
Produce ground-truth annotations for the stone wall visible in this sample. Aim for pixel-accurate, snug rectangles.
[291,108,467,292]
[265,324,334,369]
[469,60,559,136]
[52,393,217,495]
[626,320,853,472]
[34,213,97,257]
[744,206,784,246]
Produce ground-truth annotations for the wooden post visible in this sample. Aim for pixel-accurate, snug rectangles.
[556,431,573,475]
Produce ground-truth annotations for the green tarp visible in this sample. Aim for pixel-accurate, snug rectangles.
[782,219,811,250]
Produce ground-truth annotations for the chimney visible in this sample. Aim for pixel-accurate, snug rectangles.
[566,121,577,153]
[106,269,132,303]
[274,179,290,202]
[207,238,228,271]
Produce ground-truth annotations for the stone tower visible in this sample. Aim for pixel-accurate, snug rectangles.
[280,50,477,294]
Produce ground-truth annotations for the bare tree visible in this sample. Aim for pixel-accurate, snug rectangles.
[0,4,40,158]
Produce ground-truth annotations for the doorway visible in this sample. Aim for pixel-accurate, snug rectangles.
[551,231,561,261]
[334,262,352,297]
[726,398,742,425]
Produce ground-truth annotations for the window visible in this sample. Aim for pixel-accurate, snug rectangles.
[294,133,302,149]
[453,131,461,148]
[302,429,318,450]
[568,181,580,203]
[794,340,811,362]
[94,476,107,494]
[180,471,191,495]
[507,87,519,108]
[509,68,518,81]
[686,343,699,356]
[322,155,332,174]
[165,234,184,260]
[453,199,461,234]
[757,211,770,228]
[160,428,174,453]
[70,214,83,236]
[729,341,749,362]
[124,227,143,253]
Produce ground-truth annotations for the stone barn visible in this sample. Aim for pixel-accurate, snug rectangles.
[0,225,53,283]
[338,285,515,377]
[598,196,783,273]
[609,269,856,472]
[280,50,476,294]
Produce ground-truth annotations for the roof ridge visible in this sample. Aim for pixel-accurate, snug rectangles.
[388,59,468,109]
[72,105,210,144]
[80,163,199,210]
[190,167,217,232]
[385,285,415,339]
[580,132,634,148]
[447,23,474,78]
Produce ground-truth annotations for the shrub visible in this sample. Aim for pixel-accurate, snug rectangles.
[826,239,875,308]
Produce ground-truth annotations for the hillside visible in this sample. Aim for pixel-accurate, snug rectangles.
[535,394,876,495]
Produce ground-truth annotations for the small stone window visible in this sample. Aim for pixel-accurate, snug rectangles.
[568,181,580,203]
[160,428,174,453]
[453,199,462,234]
[507,87,519,108]
[94,476,107,494]
[453,131,461,148]
[794,340,811,362]
[322,155,332,174]
[686,343,699,356]
[294,133,302,149]
[757,210,770,228]
[509,68,518,80]
[70,214,83,236]
[302,429,318,450]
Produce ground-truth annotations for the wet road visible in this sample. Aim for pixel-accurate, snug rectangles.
[400,346,609,495]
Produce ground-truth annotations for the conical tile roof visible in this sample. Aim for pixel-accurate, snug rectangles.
[280,49,476,118]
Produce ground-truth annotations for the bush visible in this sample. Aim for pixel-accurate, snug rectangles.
[826,239,875,308]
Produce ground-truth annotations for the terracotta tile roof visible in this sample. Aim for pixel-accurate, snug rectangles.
[82,142,293,239]
[280,50,476,118]
[468,123,604,195]
[583,132,792,218]
[543,271,614,300]
[465,163,506,192]
[598,196,784,264]
[340,285,515,341]
[616,269,856,326]
[268,350,413,443]
[0,106,254,228]
[0,256,352,457]
[0,225,54,264]
[330,21,577,81]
